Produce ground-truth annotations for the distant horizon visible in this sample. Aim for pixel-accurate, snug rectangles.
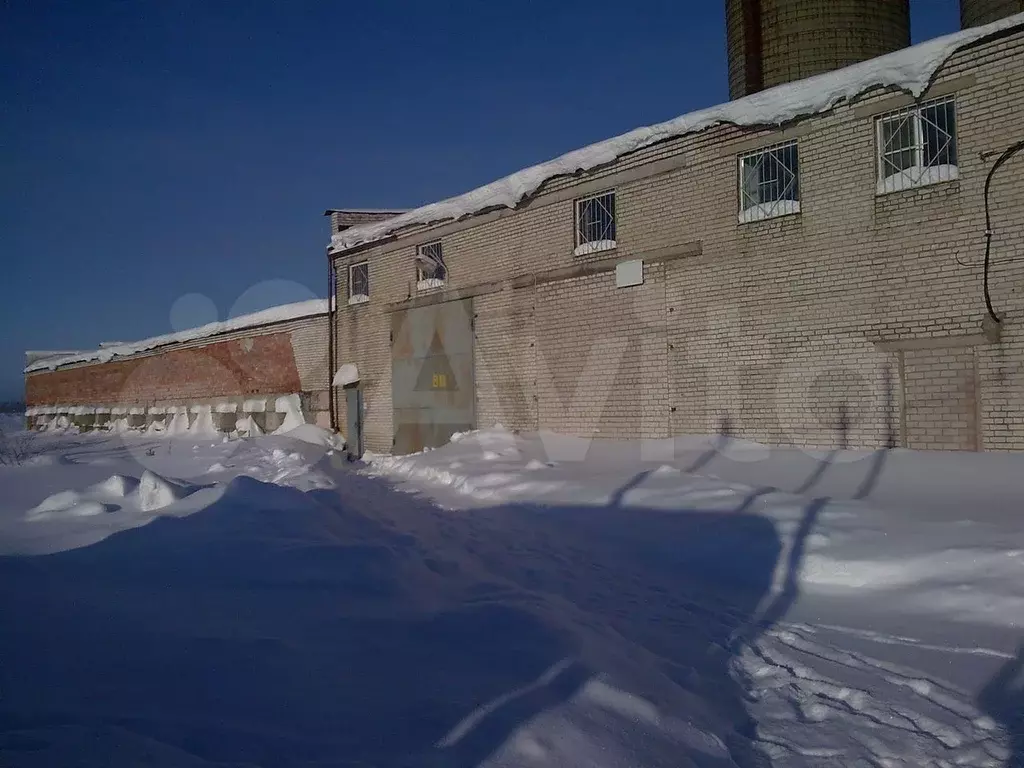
[0,0,963,401]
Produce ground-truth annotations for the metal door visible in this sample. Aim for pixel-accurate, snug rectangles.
[345,386,364,459]
[391,299,475,454]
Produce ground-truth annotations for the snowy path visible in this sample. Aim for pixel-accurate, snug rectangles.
[1,427,1023,766]
[367,429,1024,767]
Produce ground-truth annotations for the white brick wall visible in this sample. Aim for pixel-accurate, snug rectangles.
[289,320,329,393]
[331,31,1024,453]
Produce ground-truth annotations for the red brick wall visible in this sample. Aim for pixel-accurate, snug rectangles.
[25,332,302,406]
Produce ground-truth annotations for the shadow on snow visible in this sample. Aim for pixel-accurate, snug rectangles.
[0,459,828,767]
[979,644,1024,768]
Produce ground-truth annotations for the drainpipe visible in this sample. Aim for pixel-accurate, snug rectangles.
[327,252,337,431]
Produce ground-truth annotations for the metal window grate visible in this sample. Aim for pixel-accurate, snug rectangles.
[416,241,447,282]
[876,95,958,194]
[575,191,616,247]
[738,141,800,223]
[348,261,369,298]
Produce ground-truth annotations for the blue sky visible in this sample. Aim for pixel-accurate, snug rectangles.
[0,0,960,400]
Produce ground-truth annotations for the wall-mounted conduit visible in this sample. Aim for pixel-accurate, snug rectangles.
[981,138,1024,324]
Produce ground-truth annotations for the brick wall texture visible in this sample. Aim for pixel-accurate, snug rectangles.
[726,0,911,99]
[331,29,1024,454]
[962,0,1024,29]
[26,316,329,415]
[903,348,979,450]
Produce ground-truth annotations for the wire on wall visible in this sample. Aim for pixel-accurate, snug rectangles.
[981,138,1024,324]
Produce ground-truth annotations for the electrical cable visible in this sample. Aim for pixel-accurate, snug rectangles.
[981,138,1024,323]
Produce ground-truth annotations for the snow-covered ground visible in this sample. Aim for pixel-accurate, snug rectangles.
[1,423,1023,767]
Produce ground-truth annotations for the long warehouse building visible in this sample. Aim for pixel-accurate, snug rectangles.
[326,14,1024,456]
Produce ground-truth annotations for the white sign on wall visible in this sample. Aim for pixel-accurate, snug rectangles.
[615,259,644,288]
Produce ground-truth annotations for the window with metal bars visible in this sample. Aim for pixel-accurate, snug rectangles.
[876,96,958,195]
[347,261,369,304]
[574,190,616,256]
[416,241,447,288]
[738,141,800,223]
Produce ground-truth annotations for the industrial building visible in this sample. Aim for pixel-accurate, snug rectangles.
[327,6,1024,456]
[24,301,331,434]
[21,209,410,435]
[24,3,1024,456]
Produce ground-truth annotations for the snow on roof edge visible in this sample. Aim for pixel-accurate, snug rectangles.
[25,298,329,373]
[323,208,411,215]
[329,13,1024,255]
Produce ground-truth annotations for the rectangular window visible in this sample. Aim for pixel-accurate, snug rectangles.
[416,241,447,289]
[574,190,616,256]
[738,141,800,223]
[347,261,369,305]
[876,95,958,195]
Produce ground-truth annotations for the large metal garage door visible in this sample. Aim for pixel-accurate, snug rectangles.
[391,299,475,454]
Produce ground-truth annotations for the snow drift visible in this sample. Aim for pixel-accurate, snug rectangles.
[3,423,1024,764]
[25,470,201,522]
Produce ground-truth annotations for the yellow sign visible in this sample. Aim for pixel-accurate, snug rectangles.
[432,373,448,389]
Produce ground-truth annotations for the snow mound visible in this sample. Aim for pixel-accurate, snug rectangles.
[235,415,263,438]
[329,14,1024,254]
[30,490,85,515]
[26,491,112,521]
[32,500,110,520]
[232,444,335,491]
[42,416,77,433]
[136,471,190,513]
[270,448,302,463]
[271,394,306,434]
[166,410,190,435]
[275,423,346,450]
[207,462,228,473]
[524,459,548,471]
[107,417,131,433]
[367,453,564,502]
[91,474,140,498]
[187,405,218,436]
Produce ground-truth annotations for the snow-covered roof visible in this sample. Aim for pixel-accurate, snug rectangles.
[25,350,90,356]
[25,299,329,373]
[25,350,91,366]
[329,13,1024,255]
[323,208,410,215]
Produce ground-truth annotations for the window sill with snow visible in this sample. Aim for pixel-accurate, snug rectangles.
[573,239,617,257]
[738,200,801,224]
[416,278,447,292]
[877,164,959,195]
[347,294,369,306]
